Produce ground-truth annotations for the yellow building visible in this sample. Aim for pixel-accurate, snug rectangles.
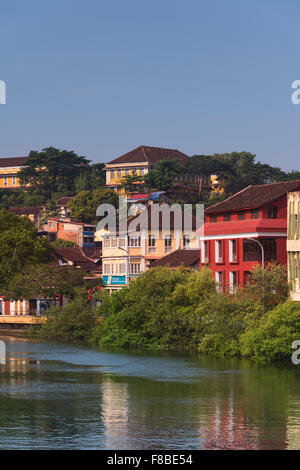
[97,205,200,292]
[105,145,211,194]
[287,191,300,301]
[0,156,28,189]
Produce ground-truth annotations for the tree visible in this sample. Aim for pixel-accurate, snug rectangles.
[18,147,90,200]
[0,210,52,289]
[245,263,291,311]
[120,171,142,194]
[74,163,106,192]
[67,188,119,224]
[6,264,100,305]
[144,159,183,191]
[51,238,76,248]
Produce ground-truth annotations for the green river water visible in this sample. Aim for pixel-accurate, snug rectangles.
[0,333,300,450]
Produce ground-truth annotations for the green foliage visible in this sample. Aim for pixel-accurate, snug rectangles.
[245,263,291,310]
[188,152,300,206]
[74,163,106,192]
[31,297,100,342]
[144,159,183,191]
[240,302,300,363]
[0,210,51,289]
[18,147,90,201]
[51,238,76,248]
[67,188,119,224]
[5,264,100,303]
[120,171,142,194]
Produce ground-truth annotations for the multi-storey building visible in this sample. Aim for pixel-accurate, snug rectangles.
[45,218,96,247]
[0,156,28,189]
[97,205,200,292]
[200,180,300,292]
[287,191,300,301]
[105,145,212,195]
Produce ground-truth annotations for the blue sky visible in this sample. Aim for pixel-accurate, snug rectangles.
[0,0,300,169]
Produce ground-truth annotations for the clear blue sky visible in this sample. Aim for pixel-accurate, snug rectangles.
[0,0,300,169]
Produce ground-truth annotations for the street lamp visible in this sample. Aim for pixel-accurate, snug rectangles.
[118,246,130,284]
[247,237,264,268]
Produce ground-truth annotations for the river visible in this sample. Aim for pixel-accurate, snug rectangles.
[0,334,300,450]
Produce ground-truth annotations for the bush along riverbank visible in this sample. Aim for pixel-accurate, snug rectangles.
[31,265,300,363]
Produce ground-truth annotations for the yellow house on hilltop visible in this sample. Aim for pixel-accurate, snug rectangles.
[0,156,28,189]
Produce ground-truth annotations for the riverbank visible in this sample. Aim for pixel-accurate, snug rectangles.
[29,266,300,364]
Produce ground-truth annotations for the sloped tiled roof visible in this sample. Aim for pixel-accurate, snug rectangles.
[205,180,300,214]
[108,146,189,165]
[53,247,101,272]
[150,249,200,268]
[0,156,28,167]
[9,206,44,215]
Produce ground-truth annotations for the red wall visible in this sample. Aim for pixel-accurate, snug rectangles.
[201,195,288,290]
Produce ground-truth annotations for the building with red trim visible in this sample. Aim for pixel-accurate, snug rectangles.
[200,180,300,292]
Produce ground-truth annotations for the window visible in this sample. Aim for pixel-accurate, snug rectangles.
[201,241,209,263]
[130,263,140,274]
[104,238,110,247]
[129,236,141,247]
[183,235,190,248]
[243,239,277,262]
[111,238,117,247]
[104,264,110,274]
[229,271,237,293]
[224,213,231,222]
[148,234,156,247]
[251,209,260,219]
[12,176,16,185]
[268,206,278,219]
[110,170,115,179]
[215,272,223,293]
[165,235,172,247]
[119,264,125,274]
[164,235,172,253]
[215,240,223,263]
[117,170,121,180]
[4,176,8,186]
[210,215,217,223]
[229,239,237,263]
[238,211,245,220]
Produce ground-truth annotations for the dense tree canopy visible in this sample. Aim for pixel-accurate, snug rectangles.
[6,264,100,304]
[67,188,119,224]
[0,210,51,288]
[144,159,183,191]
[18,147,90,200]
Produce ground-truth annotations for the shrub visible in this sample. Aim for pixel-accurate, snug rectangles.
[240,301,300,362]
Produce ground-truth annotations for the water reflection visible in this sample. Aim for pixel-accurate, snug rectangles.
[0,336,300,449]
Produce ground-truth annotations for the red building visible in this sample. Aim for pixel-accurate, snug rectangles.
[200,180,300,292]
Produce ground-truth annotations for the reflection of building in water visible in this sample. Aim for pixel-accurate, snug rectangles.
[200,390,289,450]
[101,379,129,449]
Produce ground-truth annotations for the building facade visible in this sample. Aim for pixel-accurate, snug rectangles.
[46,218,96,247]
[98,206,200,292]
[105,145,212,195]
[200,181,300,292]
[0,156,28,189]
[287,191,300,301]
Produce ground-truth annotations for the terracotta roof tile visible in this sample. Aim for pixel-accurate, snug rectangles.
[205,180,300,214]
[9,206,44,215]
[108,145,189,165]
[150,249,200,268]
[0,156,28,167]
